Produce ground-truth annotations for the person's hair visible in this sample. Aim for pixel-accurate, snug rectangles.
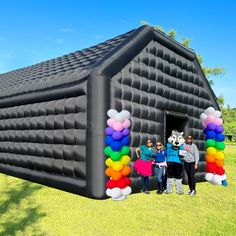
[155,141,164,150]
[146,140,153,146]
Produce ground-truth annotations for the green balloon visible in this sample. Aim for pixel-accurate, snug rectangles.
[215,141,225,150]
[206,139,216,148]
[120,146,130,155]
[110,151,121,161]
[104,146,112,156]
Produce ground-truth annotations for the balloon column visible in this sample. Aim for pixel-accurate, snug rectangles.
[104,109,132,200]
[200,107,227,186]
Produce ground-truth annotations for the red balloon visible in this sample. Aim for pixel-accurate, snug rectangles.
[215,167,225,175]
[106,177,131,189]
[206,163,216,173]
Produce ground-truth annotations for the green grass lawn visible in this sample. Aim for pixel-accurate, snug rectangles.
[0,146,236,236]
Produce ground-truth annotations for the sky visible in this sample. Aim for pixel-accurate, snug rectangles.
[0,0,236,107]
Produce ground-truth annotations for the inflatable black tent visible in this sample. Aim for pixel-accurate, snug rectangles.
[0,25,219,199]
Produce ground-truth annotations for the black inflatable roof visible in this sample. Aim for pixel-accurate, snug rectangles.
[0,29,135,98]
[0,26,206,96]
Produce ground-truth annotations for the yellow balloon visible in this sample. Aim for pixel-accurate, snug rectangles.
[105,158,113,167]
[120,155,131,165]
[215,151,225,160]
[112,161,124,171]
[206,147,216,155]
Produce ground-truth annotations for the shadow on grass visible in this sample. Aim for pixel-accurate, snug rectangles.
[0,180,46,236]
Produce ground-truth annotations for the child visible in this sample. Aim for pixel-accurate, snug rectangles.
[134,140,155,194]
[153,142,167,194]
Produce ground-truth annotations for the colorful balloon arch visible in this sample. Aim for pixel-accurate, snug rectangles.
[200,107,227,186]
[104,109,132,200]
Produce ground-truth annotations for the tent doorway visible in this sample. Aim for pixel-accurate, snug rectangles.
[164,111,189,145]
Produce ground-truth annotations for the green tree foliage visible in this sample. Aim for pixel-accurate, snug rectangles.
[222,106,236,141]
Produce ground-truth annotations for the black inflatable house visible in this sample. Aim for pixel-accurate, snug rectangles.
[0,25,219,199]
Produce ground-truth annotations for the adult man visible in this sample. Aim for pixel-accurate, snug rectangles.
[183,136,199,196]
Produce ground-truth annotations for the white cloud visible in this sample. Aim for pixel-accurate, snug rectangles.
[56,38,65,44]
[59,28,73,32]
[119,19,128,24]
[94,35,104,39]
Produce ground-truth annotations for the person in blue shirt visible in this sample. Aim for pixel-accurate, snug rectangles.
[134,140,155,194]
[153,142,167,194]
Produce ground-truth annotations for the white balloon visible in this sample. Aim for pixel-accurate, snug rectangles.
[114,113,125,122]
[106,188,112,197]
[220,174,227,181]
[205,107,215,115]
[205,173,213,182]
[121,186,132,196]
[112,195,126,201]
[120,110,131,119]
[214,110,222,118]
[110,188,122,199]
[200,113,208,121]
[211,174,222,185]
[107,109,118,118]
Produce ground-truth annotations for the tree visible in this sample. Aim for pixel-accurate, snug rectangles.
[140,20,225,86]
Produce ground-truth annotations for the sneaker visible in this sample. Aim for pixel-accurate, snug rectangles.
[186,190,192,195]
[145,191,150,194]
[190,190,196,196]
[164,190,173,194]
[176,191,184,195]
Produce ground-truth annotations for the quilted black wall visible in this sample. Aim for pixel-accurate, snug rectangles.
[110,39,218,191]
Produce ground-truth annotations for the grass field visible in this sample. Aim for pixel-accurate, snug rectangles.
[0,145,235,236]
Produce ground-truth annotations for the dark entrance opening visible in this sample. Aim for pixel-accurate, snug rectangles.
[164,111,189,144]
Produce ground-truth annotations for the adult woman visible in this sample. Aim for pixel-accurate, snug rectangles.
[183,136,199,196]
[134,140,155,194]
[153,142,167,194]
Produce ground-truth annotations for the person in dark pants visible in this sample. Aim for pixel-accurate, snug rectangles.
[153,142,167,194]
[134,140,155,194]
[183,136,199,196]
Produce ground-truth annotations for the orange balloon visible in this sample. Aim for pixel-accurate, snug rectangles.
[215,160,224,168]
[121,165,131,176]
[206,155,215,163]
[105,167,114,177]
[111,171,123,181]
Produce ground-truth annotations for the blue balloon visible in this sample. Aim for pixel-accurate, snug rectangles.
[105,136,113,146]
[120,136,130,146]
[111,141,122,151]
[222,179,227,187]
[216,133,225,142]
[206,130,216,140]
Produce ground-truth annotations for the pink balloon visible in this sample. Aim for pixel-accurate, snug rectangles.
[204,115,216,125]
[215,118,223,126]
[113,122,124,131]
[107,118,116,128]
[122,119,131,128]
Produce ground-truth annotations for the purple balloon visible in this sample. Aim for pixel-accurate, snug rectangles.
[122,128,130,136]
[112,131,123,141]
[105,127,115,136]
[215,125,224,133]
[207,123,216,131]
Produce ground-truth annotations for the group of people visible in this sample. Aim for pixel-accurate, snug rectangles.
[134,135,199,196]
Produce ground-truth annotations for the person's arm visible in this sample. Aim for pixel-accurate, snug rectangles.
[135,147,141,159]
[193,144,199,169]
